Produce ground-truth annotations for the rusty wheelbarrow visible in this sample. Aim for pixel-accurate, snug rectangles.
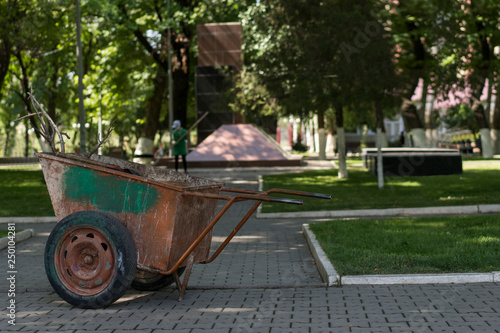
[37,152,331,309]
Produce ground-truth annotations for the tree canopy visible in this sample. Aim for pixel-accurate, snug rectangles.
[1,0,499,157]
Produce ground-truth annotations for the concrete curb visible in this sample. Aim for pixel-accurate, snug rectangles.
[0,228,35,250]
[341,272,500,285]
[0,216,57,224]
[257,175,264,216]
[302,224,340,286]
[303,223,500,286]
[258,204,500,219]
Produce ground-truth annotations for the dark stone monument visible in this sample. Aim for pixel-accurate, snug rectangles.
[196,23,242,144]
[362,148,463,177]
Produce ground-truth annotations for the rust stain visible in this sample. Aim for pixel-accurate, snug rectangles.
[38,153,222,274]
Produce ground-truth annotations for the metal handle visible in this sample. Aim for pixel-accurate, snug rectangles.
[265,189,332,200]
[265,197,304,205]
[222,187,331,200]
[289,191,332,200]
[183,191,303,205]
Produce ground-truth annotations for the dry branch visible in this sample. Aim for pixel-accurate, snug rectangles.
[14,92,69,154]
[87,120,116,158]
[16,91,115,158]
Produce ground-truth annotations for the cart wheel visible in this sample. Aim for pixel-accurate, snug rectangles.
[131,267,185,291]
[45,211,136,309]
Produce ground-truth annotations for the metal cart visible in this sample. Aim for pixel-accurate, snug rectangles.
[37,152,331,308]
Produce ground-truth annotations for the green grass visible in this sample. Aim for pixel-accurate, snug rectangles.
[0,168,54,217]
[261,160,500,213]
[309,215,500,275]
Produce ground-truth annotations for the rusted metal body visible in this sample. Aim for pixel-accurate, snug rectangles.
[38,152,224,274]
[56,225,116,295]
[38,152,331,302]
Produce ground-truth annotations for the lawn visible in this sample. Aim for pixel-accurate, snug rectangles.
[309,214,500,275]
[0,168,54,217]
[261,159,500,213]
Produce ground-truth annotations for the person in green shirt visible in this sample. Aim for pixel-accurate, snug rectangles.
[172,120,188,173]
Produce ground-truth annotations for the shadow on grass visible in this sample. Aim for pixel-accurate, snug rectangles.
[0,169,54,217]
[261,164,500,213]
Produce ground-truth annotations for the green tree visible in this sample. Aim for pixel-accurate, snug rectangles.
[442,103,479,137]
[0,0,76,155]
[383,0,500,156]
[85,0,252,156]
[240,0,399,178]
[381,0,445,146]
[462,0,500,157]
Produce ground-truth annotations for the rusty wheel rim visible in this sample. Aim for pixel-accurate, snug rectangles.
[55,226,116,296]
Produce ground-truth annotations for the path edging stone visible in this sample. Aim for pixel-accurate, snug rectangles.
[303,223,500,286]
[0,228,35,250]
[302,224,339,286]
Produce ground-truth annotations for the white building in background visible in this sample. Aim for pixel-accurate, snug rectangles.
[275,114,406,155]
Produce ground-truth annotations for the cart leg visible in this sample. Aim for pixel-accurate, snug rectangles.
[174,253,195,301]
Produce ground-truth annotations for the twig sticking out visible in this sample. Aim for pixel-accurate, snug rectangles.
[87,120,116,158]
[15,92,70,154]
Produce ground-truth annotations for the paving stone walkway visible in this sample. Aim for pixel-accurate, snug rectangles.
[1,168,500,332]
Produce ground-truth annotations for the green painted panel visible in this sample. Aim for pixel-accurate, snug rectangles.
[63,167,159,214]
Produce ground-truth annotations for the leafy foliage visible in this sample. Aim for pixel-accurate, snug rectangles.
[238,0,400,130]
[442,103,479,135]
[0,0,255,156]
[2,0,500,157]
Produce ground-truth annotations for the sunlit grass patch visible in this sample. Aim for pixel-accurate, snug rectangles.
[309,215,500,275]
[261,160,500,213]
[0,169,54,217]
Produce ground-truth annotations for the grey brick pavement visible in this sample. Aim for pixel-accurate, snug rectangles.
[1,169,500,332]
[2,285,500,332]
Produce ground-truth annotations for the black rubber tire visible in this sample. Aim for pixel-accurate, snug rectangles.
[131,267,185,291]
[45,211,137,309]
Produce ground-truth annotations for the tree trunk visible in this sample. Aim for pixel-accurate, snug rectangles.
[410,128,426,147]
[318,109,326,160]
[401,98,423,129]
[424,93,437,147]
[335,103,348,179]
[480,128,493,158]
[400,80,425,142]
[170,33,191,128]
[418,80,428,127]
[308,117,315,153]
[327,116,335,153]
[399,10,426,139]
[472,98,488,129]
[491,95,500,154]
[376,128,384,189]
[397,5,427,141]
[471,82,492,158]
[121,2,191,150]
[15,51,50,152]
[47,63,59,124]
[142,67,168,139]
[402,99,426,147]
[172,69,189,127]
[134,66,168,162]
[469,4,492,157]
[374,100,384,189]
[0,39,10,101]
[3,125,11,156]
[490,128,500,155]
[24,119,29,157]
